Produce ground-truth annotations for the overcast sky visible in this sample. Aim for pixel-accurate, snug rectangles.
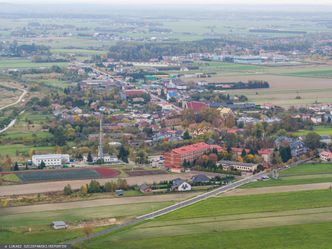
[6,0,332,4]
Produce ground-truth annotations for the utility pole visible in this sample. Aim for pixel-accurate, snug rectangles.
[98,114,104,161]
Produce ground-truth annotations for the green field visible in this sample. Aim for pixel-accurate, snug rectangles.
[0,111,55,157]
[0,59,69,70]
[0,201,174,244]
[243,163,332,188]
[292,126,332,137]
[82,222,332,249]
[0,144,55,157]
[51,48,107,56]
[280,163,332,176]
[82,189,332,249]
[281,68,332,78]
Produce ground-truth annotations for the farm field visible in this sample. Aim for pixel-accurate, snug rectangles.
[0,201,173,244]
[81,189,332,249]
[0,86,21,108]
[0,144,55,157]
[243,163,332,188]
[281,68,332,78]
[183,74,332,107]
[0,111,55,158]
[280,163,332,176]
[11,167,120,183]
[51,48,107,56]
[0,58,69,70]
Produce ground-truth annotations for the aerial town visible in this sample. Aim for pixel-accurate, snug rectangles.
[0,2,332,249]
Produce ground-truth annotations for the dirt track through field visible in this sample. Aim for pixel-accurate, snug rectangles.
[0,192,198,216]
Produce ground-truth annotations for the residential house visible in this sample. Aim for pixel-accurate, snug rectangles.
[320,135,332,145]
[192,174,210,184]
[258,149,274,163]
[184,101,208,112]
[320,151,332,161]
[139,184,152,193]
[171,178,192,191]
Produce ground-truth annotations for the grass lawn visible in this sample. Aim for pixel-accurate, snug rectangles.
[292,126,332,137]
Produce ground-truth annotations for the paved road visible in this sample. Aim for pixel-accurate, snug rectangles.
[66,171,265,245]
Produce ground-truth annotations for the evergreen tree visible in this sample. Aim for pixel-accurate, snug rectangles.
[279,146,292,163]
[13,162,19,171]
[87,152,93,163]
[182,130,192,140]
[118,146,129,163]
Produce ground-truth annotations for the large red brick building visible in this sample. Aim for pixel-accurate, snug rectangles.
[164,142,223,171]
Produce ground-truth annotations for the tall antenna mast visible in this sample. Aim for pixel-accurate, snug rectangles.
[98,114,104,161]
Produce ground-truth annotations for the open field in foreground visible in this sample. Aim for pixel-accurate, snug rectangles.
[243,163,332,188]
[0,201,173,244]
[81,189,332,249]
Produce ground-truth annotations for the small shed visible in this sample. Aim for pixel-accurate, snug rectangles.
[51,221,68,230]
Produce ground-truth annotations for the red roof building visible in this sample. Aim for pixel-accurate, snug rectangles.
[258,149,274,163]
[184,101,208,112]
[164,142,223,169]
[231,148,250,156]
[125,89,146,97]
[320,151,332,161]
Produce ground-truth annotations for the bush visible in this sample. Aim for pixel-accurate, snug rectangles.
[88,180,102,193]
[63,184,73,195]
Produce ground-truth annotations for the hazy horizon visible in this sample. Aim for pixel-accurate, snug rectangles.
[3,0,332,5]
